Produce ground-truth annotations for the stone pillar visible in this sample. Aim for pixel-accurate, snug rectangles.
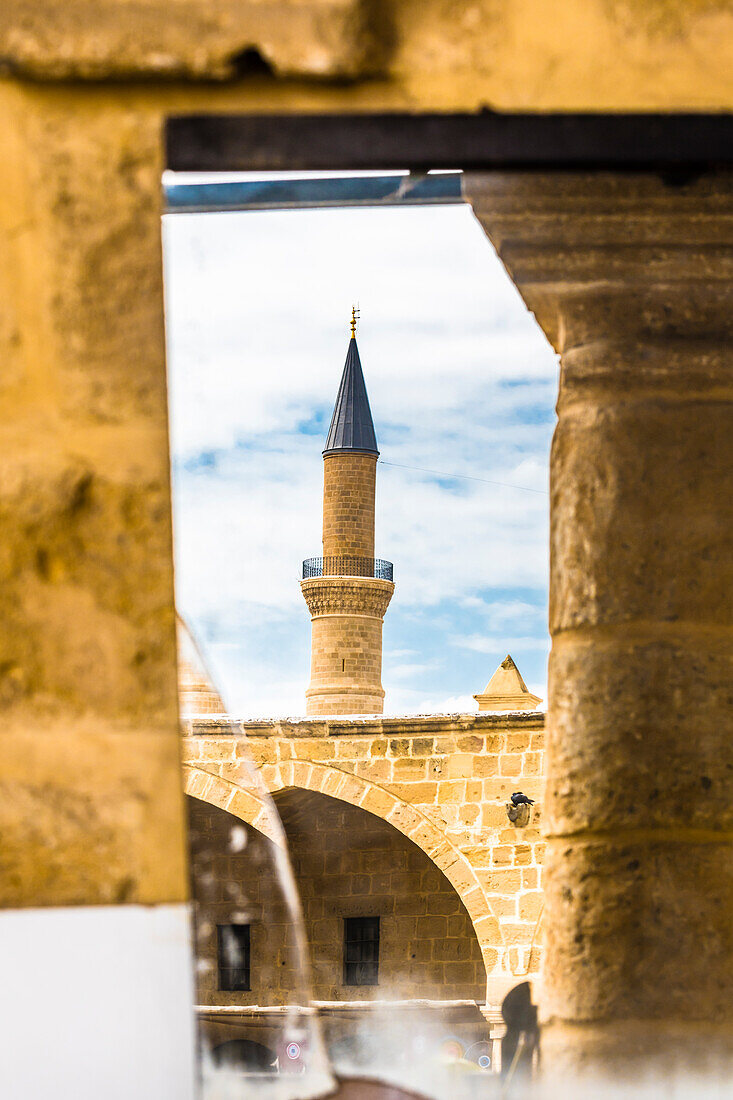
[466,171,733,1077]
[0,85,195,1097]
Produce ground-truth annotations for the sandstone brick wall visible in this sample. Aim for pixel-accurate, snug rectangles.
[182,711,546,1005]
[322,453,377,559]
[189,790,485,1006]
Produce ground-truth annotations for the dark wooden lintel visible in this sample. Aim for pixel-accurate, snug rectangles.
[166,111,733,173]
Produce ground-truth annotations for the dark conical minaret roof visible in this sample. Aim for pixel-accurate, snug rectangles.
[323,336,379,457]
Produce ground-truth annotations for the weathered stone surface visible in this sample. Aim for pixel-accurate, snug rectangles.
[0,726,187,906]
[549,399,733,632]
[2,0,732,112]
[467,169,733,1073]
[547,634,733,834]
[0,0,381,80]
[543,839,733,1022]
[0,86,187,906]
[466,171,733,350]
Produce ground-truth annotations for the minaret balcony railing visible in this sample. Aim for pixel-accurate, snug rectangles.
[302,556,394,582]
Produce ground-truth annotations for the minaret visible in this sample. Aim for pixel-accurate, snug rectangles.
[301,311,394,715]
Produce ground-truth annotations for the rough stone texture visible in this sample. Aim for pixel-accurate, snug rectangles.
[549,635,733,835]
[0,84,188,907]
[543,840,733,1025]
[0,0,382,81]
[182,710,546,1007]
[1,1,732,109]
[466,170,733,1073]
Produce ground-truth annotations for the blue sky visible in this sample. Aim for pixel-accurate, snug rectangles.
[163,190,558,716]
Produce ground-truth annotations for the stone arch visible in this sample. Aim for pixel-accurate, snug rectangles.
[183,758,503,973]
[270,762,499,957]
[182,764,283,844]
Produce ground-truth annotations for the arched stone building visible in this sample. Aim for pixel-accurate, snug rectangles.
[181,701,545,1067]
[2,6,730,1090]
[178,328,546,1069]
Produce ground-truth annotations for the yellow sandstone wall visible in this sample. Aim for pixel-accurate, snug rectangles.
[322,453,377,560]
[1,2,731,110]
[0,83,189,911]
[1,0,731,1087]
[189,791,485,1005]
[182,710,546,1005]
[1,0,731,922]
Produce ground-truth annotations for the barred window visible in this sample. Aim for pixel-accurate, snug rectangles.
[343,916,380,986]
[217,924,251,991]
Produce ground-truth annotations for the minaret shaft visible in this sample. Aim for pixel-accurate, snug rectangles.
[322,453,376,560]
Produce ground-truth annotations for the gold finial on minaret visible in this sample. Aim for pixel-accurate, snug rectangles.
[350,305,360,338]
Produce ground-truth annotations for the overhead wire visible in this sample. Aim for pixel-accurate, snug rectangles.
[378,459,548,495]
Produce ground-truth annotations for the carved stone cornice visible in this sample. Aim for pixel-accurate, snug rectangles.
[300,576,394,619]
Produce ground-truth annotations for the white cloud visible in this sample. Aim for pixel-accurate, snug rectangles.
[389,661,440,681]
[452,634,551,654]
[165,198,557,716]
[398,693,479,714]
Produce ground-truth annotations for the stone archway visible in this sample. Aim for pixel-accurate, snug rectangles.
[183,765,282,844]
[274,785,488,1005]
[182,759,503,978]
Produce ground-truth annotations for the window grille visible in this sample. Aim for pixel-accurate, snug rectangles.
[343,916,380,986]
[217,924,251,991]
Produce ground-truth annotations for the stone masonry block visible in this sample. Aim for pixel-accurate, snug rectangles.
[499,755,522,776]
[396,781,438,803]
[519,892,543,922]
[392,758,428,780]
[360,787,398,818]
[543,837,733,1024]
[445,753,474,778]
[548,634,733,834]
[355,759,392,782]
